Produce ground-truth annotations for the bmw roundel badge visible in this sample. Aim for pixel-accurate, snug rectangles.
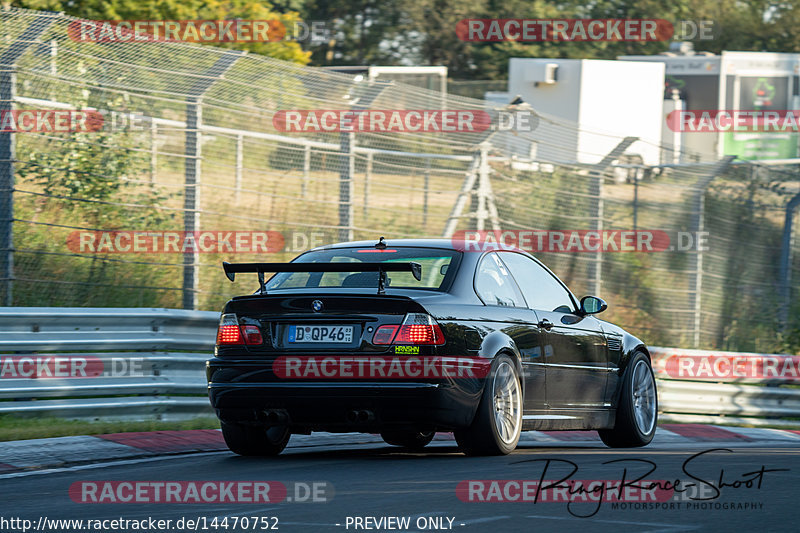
[312,300,323,312]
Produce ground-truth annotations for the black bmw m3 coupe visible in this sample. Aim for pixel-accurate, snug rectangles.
[207,238,658,456]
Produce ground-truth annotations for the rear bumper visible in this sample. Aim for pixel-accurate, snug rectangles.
[206,357,483,431]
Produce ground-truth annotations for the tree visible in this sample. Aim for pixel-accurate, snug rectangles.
[10,0,311,64]
[299,0,405,65]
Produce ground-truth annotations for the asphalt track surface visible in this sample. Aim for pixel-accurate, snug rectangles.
[0,433,798,533]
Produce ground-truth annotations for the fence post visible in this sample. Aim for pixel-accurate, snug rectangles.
[338,131,355,242]
[688,156,735,348]
[362,151,372,219]
[423,158,430,227]
[475,144,489,231]
[302,144,310,198]
[150,120,157,185]
[587,137,639,296]
[337,79,388,242]
[779,191,800,329]
[442,155,481,238]
[0,12,59,306]
[234,134,243,202]
[182,51,243,310]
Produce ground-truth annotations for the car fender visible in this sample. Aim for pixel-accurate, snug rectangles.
[608,333,651,406]
[476,330,525,395]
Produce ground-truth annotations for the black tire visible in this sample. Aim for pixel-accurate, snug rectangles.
[599,352,658,448]
[221,422,291,456]
[380,430,435,450]
[454,354,522,456]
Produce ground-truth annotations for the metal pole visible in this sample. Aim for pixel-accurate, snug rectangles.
[235,134,243,202]
[586,137,639,296]
[779,191,800,329]
[633,173,639,231]
[338,132,355,241]
[0,12,59,306]
[150,120,157,185]
[182,98,201,310]
[442,155,480,238]
[476,144,489,231]
[0,68,14,307]
[363,152,372,219]
[302,144,310,198]
[590,171,604,296]
[337,79,388,241]
[423,158,430,227]
[688,155,735,348]
[181,51,244,310]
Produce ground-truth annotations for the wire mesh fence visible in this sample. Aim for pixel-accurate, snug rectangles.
[0,7,798,352]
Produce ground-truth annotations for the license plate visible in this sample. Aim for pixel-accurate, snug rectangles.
[288,325,354,343]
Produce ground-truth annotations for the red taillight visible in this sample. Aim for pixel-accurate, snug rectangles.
[395,323,444,345]
[217,324,243,345]
[373,313,445,346]
[372,325,399,344]
[242,325,263,345]
[216,314,263,346]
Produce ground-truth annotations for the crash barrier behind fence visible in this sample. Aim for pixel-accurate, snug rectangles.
[0,308,799,425]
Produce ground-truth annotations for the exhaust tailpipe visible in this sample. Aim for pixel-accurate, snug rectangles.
[262,409,288,424]
[347,409,375,423]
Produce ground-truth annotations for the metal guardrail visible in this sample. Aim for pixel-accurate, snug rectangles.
[0,308,217,420]
[0,308,219,351]
[0,308,798,425]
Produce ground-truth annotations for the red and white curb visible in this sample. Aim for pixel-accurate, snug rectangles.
[0,425,798,473]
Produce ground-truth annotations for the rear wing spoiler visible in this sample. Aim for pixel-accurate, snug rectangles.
[222,261,422,295]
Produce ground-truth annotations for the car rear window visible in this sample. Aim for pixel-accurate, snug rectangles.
[264,247,460,291]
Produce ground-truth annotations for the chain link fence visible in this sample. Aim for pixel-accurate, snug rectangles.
[0,7,799,353]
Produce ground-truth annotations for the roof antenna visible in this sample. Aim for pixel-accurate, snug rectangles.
[375,236,386,249]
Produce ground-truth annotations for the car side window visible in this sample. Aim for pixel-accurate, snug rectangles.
[499,252,574,313]
[475,252,525,307]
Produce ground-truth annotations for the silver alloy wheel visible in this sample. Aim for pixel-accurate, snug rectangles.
[631,360,657,435]
[492,360,522,445]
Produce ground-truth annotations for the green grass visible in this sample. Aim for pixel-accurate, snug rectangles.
[0,414,220,442]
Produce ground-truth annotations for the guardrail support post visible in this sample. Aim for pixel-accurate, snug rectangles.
[0,12,59,306]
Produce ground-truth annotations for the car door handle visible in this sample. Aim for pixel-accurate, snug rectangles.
[537,319,553,330]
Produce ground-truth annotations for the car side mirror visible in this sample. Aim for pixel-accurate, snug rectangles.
[580,295,607,315]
